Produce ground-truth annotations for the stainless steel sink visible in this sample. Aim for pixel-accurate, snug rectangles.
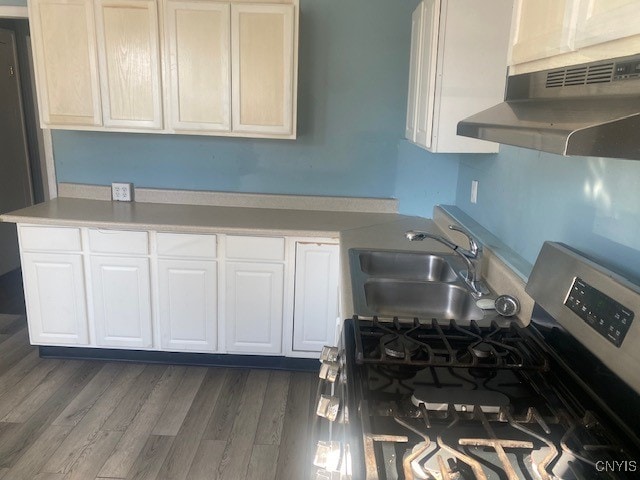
[363,279,484,321]
[358,251,458,282]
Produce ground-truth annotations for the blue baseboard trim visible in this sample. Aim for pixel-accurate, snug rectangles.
[39,346,319,372]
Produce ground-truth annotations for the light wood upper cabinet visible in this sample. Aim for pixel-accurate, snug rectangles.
[95,0,163,129]
[29,0,102,126]
[231,3,295,136]
[166,1,231,131]
[574,0,640,48]
[510,0,579,65]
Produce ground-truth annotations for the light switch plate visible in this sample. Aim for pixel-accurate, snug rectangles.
[112,182,134,202]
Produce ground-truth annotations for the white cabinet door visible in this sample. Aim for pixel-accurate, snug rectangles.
[414,0,440,149]
[166,1,230,132]
[574,0,640,48]
[29,0,102,126]
[91,255,153,348]
[293,243,340,353]
[95,0,163,129]
[158,259,217,352]
[405,1,424,142]
[231,3,295,136]
[510,0,580,65]
[22,252,89,345]
[225,261,284,354]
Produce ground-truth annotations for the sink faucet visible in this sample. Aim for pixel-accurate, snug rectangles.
[405,225,487,296]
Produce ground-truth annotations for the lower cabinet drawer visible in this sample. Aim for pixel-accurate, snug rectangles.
[226,235,285,261]
[19,225,82,252]
[156,232,217,258]
[88,229,149,255]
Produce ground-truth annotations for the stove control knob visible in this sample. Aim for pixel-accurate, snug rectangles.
[313,440,342,472]
[319,361,340,383]
[320,346,339,363]
[316,394,340,422]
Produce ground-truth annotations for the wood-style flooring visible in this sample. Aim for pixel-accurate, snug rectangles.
[0,270,318,479]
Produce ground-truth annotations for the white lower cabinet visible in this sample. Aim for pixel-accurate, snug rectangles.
[22,252,89,345]
[293,243,340,352]
[225,261,284,354]
[158,258,217,352]
[90,255,153,348]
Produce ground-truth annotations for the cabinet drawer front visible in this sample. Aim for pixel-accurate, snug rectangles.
[157,233,217,258]
[226,235,285,261]
[19,225,82,252]
[88,229,149,255]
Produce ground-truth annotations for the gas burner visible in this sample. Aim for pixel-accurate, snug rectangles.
[472,341,494,358]
[380,333,421,359]
[401,442,441,480]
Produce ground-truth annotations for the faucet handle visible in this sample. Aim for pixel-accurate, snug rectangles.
[448,225,480,257]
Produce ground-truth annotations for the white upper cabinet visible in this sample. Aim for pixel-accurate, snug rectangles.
[28,0,299,138]
[510,0,579,65]
[231,3,295,136]
[405,0,512,153]
[29,0,102,127]
[95,0,163,129]
[574,0,640,48]
[510,0,640,73]
[165,1,231,132]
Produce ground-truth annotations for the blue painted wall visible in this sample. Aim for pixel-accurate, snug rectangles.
[53,0,458,215]
[455,146,640,283]
[0,0,27,6]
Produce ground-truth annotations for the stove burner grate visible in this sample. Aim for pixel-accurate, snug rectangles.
[354,316,549,371]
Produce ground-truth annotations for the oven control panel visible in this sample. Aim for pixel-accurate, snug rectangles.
[565,277,634,347]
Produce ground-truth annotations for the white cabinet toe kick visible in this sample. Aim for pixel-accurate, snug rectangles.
[18,225,341,360]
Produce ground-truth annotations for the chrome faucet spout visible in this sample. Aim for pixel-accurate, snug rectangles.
[405,227,485,296]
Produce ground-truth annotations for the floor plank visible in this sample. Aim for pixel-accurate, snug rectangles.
[42,364,145,474]
[126,435,174,480]
[52,363,125,427]
[151,366,206,437]
[246,444,279,480]
[254,370,291,445]
[275,372,315,480]
[202,368,249,441]
[98,366,186,479]
[0,361,99,468]
[0,359,61,420]
[185,439,226,480]
[0,350,41,394]
[3,360,85,423]
[63,429,122,480]
[5,424,72,480]
[156,368,227,480]
[102,364,167,432]
[216,369,270,480]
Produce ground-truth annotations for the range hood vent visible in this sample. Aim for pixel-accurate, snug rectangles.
[457,54,640,160]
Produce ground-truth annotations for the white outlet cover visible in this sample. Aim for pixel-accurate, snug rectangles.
[470,180,478,204]
[112,182,134,202]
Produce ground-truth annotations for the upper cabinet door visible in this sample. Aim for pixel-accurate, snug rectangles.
[29,0,102,127]
[574,0,640,48]
[231,3,295,136]
[510,0,580,65]
[95,0,163,129]
[166,1,230,132]
[405,1,423,143]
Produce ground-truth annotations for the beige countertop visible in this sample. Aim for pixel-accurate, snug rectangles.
[0,197,413,238]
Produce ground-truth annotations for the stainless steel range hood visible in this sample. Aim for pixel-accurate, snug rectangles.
[457,54,640,160]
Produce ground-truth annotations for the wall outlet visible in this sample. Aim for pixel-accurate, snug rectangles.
[470,180,478,204]
[112,182,134,202]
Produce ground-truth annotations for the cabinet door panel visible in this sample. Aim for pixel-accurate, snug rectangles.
[167,1,230,131]
[22,252,88,345]
[91,255,153,348]
[415,0,439,149]
[511,0,579,65]
[96,0,163,128]
[293,243,339,352]
[575,0,640,48]
[231,3,294,135]
[225,262,283,354]
[405,1,424,142]
[29,0,102,126]
[158,259,217,352]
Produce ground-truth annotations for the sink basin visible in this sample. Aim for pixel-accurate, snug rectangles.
[357,251,458,282]
[363,279,484,321]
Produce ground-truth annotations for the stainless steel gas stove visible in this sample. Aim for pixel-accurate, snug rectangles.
[311,242,640,479]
